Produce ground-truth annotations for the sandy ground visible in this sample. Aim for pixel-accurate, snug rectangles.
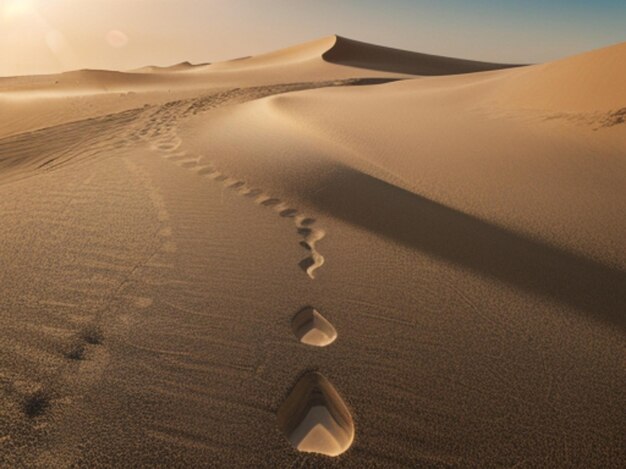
[0,35,624,468]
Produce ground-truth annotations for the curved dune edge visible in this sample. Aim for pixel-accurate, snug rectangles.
[205,36,338,71]
[486,41,626,113]
[322,35,519,75]
[250,97,626,326]
[277,372,354,457]
[291,307,337,347]
[187,68,625,327]
[203,34,516,76]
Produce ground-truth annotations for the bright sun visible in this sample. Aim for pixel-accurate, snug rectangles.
[2,0,36,21]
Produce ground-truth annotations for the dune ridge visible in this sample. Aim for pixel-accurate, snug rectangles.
[0,34,624,468]
[486,40,626,113]
[323,35,519,75]
[203,34,517,76]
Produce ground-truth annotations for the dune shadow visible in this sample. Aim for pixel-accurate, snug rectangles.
[308,166,625,329]
[323,36,521,76]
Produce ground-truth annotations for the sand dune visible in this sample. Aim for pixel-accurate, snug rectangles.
[132,61,210,73]
[324,35,518,75]
[0,36,624,467]
[197,34,515,81]
[3,34,509,98]
[487,40,626,113]
[0,34,515,138]
[197,39,626,270]
[205,34,513,75]
[204,36,339,71]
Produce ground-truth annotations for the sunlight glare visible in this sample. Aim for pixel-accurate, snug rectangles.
[106,30,129,48]
[2,0,36,21]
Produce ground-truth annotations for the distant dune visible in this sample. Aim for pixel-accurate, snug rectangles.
[487,40,626,112]
[202,34,516,76]
[0,35,624,468]
[323,35,518,75]
[132,61,210,73]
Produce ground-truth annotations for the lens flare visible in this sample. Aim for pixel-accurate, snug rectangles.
[45,30,65,53]
[106,30,129,48]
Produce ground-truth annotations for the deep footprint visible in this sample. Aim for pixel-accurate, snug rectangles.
[280,208,298,218]
[261,198,281,207]
[227,180,246,189]
[277,372,354,457]
[292,307,337,347]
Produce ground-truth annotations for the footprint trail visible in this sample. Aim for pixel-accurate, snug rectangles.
[134,82,339,279]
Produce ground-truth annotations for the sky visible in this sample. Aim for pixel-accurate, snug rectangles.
[0,0,625,77]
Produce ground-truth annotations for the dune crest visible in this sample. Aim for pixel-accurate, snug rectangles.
[323,35,518,75]
[489,41,626,112]
[206,34,516,76]
[206,36,338,71]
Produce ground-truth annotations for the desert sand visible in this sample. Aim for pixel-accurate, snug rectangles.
[0,35,624,467]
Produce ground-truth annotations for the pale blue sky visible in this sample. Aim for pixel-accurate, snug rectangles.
[1,0,624,76]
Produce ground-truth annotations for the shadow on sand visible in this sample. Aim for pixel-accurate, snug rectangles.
[308,165,625,329]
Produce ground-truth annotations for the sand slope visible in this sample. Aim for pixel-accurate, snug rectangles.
[0,37,624,468]
[324,35,518,75]
[487,40,626,113]
[0,35,516,139]
[205,35,514,75]
[201,40,626,270]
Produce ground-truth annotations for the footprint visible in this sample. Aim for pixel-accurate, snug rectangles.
[277,372,354,457]
[291,307,337,347]
[80,324,104,345]
[144,111,326,279]
[279,208,298,218]
[64,340,86,360]
[299,251,324,279]
[22,388,53,418]
[243,188,262,198]
[299,257,315,272]
[298,218,316,227]
[196,165,216,176]
[295,218,325,278]
[260,198,280,207]
[227,180,246,190]
[207,171,223,180]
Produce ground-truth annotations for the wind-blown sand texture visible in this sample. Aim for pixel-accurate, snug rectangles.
[0,35,624,467]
